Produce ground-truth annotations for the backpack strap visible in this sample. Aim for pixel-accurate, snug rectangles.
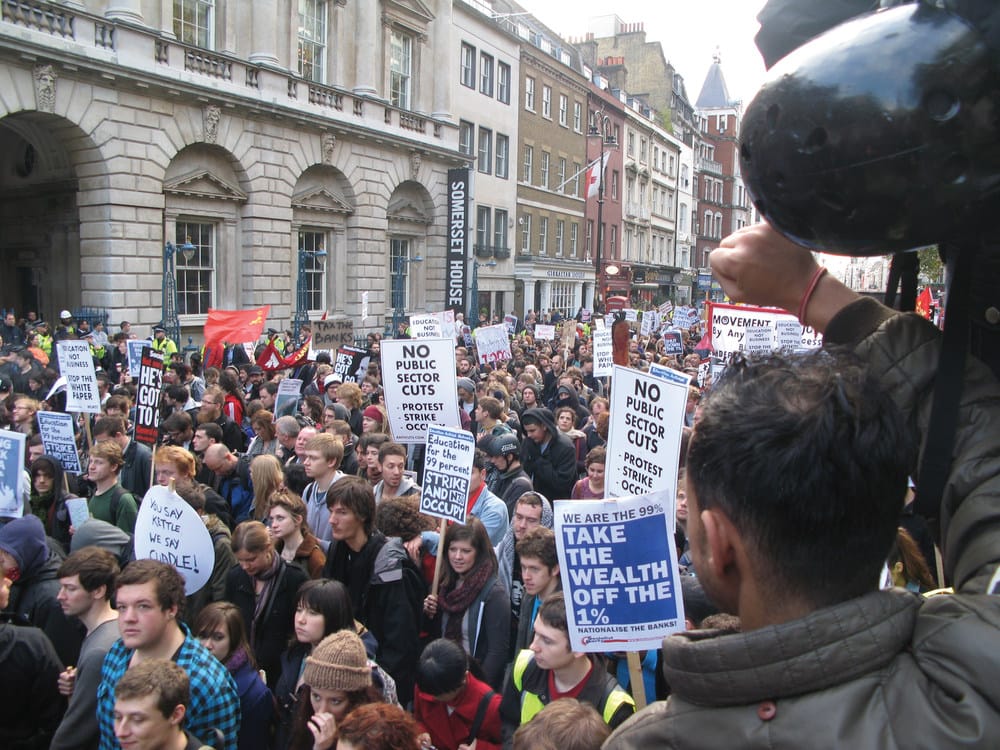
[109,484,128,526]
[465,689,497,745]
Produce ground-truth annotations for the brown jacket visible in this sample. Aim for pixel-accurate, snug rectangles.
[278,531,327,579]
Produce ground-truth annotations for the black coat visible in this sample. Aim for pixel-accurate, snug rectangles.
[519,408,579,502]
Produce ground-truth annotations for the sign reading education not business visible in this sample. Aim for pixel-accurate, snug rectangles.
[381,339,461,444]
[420,425,476,524]
[57,340,102,413]
[409,314,443,339]
[555,492,685,652]
[592,328,614,378]
[37,411,82,474]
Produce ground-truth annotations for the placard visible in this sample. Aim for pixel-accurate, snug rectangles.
[134,347,164,447]
[640,310,658,337]
[534,324,556,341]
[273,378,303,419]
[409,314,443,339]
[334,346,369,383]
[0,431,26,517]
[561,321,576,352]
[473,324,512,367]
[661,331,683,356]
[605,365,689,499]
[66,497,90,528]
[36,411,82,474]
[133,485,214,595]
[435,309,457,340]
[592,328,614,378]
[57,340,102,413]
[624,309,639,323]
[659,301,673,317]
[744,326,773,356]
[127,339,153,377]
[775,319,804,351]
[420,425,476,524]
[580,308,592,323]
[313,318,354,350]
[710,302,822,363]
[503,315,518,336]
[381,339,463,444]
[673,306,700,329]
[555,492,685,652]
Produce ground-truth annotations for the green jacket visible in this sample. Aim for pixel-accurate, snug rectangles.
[89,483,138,536]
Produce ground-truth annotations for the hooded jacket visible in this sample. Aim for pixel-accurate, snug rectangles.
[495,493,553,596]
[518,408,578,502]
[0,619,65,750]
[70,518,133,567]
[28,455,74,549]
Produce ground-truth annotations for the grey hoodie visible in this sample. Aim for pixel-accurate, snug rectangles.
[495,492,553,595]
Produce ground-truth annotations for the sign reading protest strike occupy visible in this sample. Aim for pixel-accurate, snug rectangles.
[127,339,153,377]
[334,346,369,383]
[134,347,164,446]
[0,431,26,516]
[134,485,214,594]
[57,340,102,413]
[313,318,354,350]
[273,379,303,419]
[605,365,689,499]
[592,328,614,377]
[420,425,475,524]
[710,302,822,362]
[37,411,81,474]
[555,492,685,652]
[446,168,470,315]
[381,339,462,444]
[473,324,512,366]
[409,314,443,339]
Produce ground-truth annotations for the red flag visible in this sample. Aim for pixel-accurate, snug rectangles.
[203,306,270,349]
[255,339,285,372]
[915,287,933,319]
[280,337,312,369]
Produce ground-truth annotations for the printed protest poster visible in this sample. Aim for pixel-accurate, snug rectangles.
[624,308,639,323]
[313,318,354,350]
[36,411,82,474]
[273,378,303,419]
[410,314,443,339]
[640,310,658,337]
[57,340,102,413]
[592,328,614,377]
[434,310,457,339]
[420,425,476,524]
[744,326,773,356]
[127,339,153,377]
[0,431,26,517]
[461,325,474,349]
[605,365,689,499]
[534,324,556,340]
[503,315,519,336]
[775,318,804,351]
[555,492,685,652]
[674,306,700,329]
[580,308,592,323]
[133,485,214,594]
[710,302,822,362]
[604,313,616,329]
[661,330,683,356]
[134,347,164,446]
[334,346,368,382]
[659,300,673,318]
[381,339,462,444]
[473,324,512,367]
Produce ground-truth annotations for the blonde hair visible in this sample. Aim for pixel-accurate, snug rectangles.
[250,454,285,521]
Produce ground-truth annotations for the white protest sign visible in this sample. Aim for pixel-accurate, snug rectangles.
[555,491,685,652]
[420,425,476,524]
[57,340,102,413]
[410,314,443,339]
[36,411,82,474]
[503,315,518,335]
[605,365,689,499]
[710,302,822,363]
[659,301,673,317]
[133,485,214,594]
[473,324,512,367]
[775,319,804,351]
[593,317,605,330]
[273,378,303,419]
[604,314,616,329]
[381,339,462,444]
[640,310,657,337]
[127,339,153,377]
[674,306,699,329]
[744,326,773,356]
[0,431,26,517]
[624,309,639,323]
[435,310,457,339]
[592,328,614,378]
[534,324,556,340]
[66,498,90,528]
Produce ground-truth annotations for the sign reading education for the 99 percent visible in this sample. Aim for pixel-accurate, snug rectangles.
[473,324,512,367]
[57,340,102,413]
[710,302,822,363]
[605,365,689,499]
[420,425,476,524]
[381,339,462,444]
[37,411,82,474]
[555,492,685,652]
[134,485,214,595]
[134,347,164,447]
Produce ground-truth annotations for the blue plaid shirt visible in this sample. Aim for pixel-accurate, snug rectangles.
[97,623,241,750]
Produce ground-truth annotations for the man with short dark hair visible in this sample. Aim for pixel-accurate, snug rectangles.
[466,450,509,546]
[112,659,198,750]
[373,442,419,503]
[197,386,245,453]
[513,527,561,653]
[519,408,577,502]
[93,415,152,501]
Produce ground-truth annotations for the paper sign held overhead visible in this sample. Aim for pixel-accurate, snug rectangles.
[133,485,214,594]
[57,340,102,414]
[381,339,462,444]
[420,425,476,524]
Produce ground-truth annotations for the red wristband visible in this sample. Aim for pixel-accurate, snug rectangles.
[797,266,828,324]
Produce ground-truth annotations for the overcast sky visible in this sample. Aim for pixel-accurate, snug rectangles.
[527,0,769,106]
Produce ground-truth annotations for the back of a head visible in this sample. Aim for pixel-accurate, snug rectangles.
[416,638,469,697]
[512,698,610,750]
[336,703,419,750]
[687,350,911,609]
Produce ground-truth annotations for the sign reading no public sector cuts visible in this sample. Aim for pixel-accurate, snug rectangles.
[381,339,462,444]
[57,340,102,413]
[605,365,689,499]
[37,411,82,474]
[420,425,476,524]
[134,347,164,447]
[555,492,685,652]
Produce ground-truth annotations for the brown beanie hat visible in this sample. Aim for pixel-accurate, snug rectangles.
[302,630,372,692]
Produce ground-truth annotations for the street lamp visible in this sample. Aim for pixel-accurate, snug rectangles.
[470,259,497,324]
[588,108,617,312]
[162,237,196,348]
[293,246,328,343]
[390,252,423,338]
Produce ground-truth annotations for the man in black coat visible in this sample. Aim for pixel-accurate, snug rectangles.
[519,407,578,502]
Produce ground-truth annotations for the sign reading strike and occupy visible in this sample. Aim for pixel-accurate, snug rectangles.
[273,378,303,419]
[661,331,683,355]
[57,340,102,413]
[381,339,462,444]
[592,328,614,377]
[710,302,822,362]
[420,425,476,524]
[446,168,470,315]
[134,485,214,594]
[555,492,685,652]
[127,339,153,377]
[535,324,556,340]
[605,365,689,499]
[134,347,164,446]
[0,431,26,516]
[313,319,354,350]
[410,314,443,339]
[334,346,368,383]
[37,411,82,474]
[474,324,512,367]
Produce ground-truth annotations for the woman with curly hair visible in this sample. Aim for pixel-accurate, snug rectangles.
[336,703,420,750]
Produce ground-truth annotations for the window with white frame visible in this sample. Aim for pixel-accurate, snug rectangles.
[524,76,535,110]
[550,282,574,316]
[611,171,619,199]
[679,203,688,233]
[494,209,508,253]
[559,94,568,126]
[496,134,509,179]
[174,0,214,48]
[174,220,215,315]
[573,101,582,132]
[570,222,578,257]
[572,162,580,196]
[610,225,617,256]
[480,53,494,96]
[459,121,474,156]
[555,220,564,256]
[498,62,511,104]
[586,220,593,256]
[297,0,327,83]
[640,137,647,163]
[627,131,635,158]
[557,158,566,193]
[389,29,412,110]
[522,144,533,183]
[540,151,550,189]
[390,237,413,310]
[478,128,492,174]
[704,210,713,236]
[298,228,328,312]
[542,85,552,118]
[521,214,532,254]
[476,205,491,250]
[539,216,549,254]
[460,43,476,88]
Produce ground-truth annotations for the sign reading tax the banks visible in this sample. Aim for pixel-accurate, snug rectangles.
[605,365,689,499]
[420,425,475,524]
[446,168,469,316]
[381,339,462,444]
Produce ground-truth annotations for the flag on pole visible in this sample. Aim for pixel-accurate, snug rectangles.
[203,306,270,349]
[586,153,611,199]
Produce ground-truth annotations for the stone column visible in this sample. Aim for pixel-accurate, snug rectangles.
[353,2,378,96]
[105,0,143,24]
[431,0,452,120]
[539,280,552,315]
[523,279,537,317]
[249,0,281,67]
